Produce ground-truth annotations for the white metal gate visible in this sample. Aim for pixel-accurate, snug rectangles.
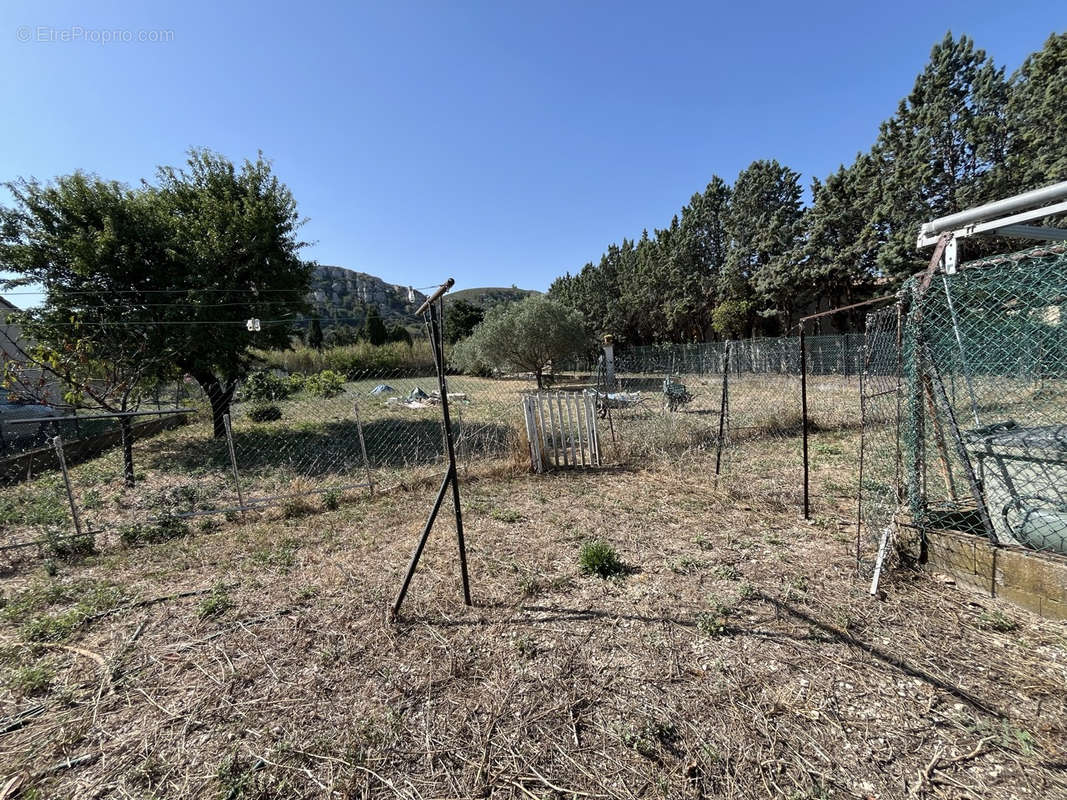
[521,391,600,473]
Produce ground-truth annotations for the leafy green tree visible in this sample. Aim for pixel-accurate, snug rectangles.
[363,305,387,346]
[723,160,805,334]
[307,317,324,351]
[802,155,879,316]
[1005,32,1067,191]
[443,299,484,344]
[460,295,589,388]
[388,324,413,346]
[1,149,312,444]
[0,174,180,483]
[870,33,1009,282]
[711,300,751,339]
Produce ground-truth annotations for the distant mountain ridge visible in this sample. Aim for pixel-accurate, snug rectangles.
[445,286,540,309]
[306,266,537,328]
[309,265,426,327]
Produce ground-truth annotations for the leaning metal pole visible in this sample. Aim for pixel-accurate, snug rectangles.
[391,279,471,619]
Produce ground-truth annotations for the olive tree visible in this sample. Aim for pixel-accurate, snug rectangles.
[457,295,589,388]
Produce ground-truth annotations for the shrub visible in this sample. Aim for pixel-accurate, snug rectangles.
[578,539,624,578]
[248,404,283,422]
[305,370,345,398]
[8,664,54,696]
[323,489,341,511]
[254,340,436,378]
[286,373,306,393]
[241,370,291,402]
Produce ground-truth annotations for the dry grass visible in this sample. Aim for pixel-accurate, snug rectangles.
[2,446,1065,799]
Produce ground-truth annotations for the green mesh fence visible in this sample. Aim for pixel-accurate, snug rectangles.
[873,242,1067,564]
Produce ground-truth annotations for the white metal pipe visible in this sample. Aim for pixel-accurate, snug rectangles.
[919,180,1067,238]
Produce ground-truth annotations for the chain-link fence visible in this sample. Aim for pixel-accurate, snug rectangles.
[0,358,531,563]
[897,243,1067,556]
[3,316,877,565]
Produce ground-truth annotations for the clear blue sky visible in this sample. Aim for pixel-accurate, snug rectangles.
[0,0,1061,304]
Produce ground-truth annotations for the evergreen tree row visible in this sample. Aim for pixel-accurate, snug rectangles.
[549,32,1067,343]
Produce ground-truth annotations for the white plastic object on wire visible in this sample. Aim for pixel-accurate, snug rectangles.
[245,318,261,332]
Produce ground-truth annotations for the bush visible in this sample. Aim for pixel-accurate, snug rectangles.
[286,373,306,393]
[305,370,345,398]
[578,539,624,578]
[253,340,436,378]
[452,336,493,377]
[242,370,291,402]
[248,404,283,422]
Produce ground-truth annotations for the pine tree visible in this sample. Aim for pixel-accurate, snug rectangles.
[307,317,324,351]
[1006,32,1067,191]
[870,32,1009,282]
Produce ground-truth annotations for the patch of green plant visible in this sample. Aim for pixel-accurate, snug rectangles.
[0,479,68,526]
[977,610,1019,633]
[119,514,189,547]
[578,539,624,578]
[670,557,704,574]
[281,498,314,519]
[322,489,341,511]
[737,581,757,600]
[252,538,298,570]
[286,373,306,394]
[697,597,733,636]
[621,718,677,758]
[8,663,54,696]
[248,403,283,423]
[489,508,524,523]
[813,442,843,456]
[304,370,346,398]
[198,584,234,620]
[693,535,714,551]
[712,564,740,581]
[43,527,96,559]
[82,489,103,510]
[241,370,292,402]
[519,575,543,596]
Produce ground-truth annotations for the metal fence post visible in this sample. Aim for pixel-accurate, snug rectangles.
[52,435,84,540]
[222,413,246,511]
[352,400,375,495]
[800,326,810,519]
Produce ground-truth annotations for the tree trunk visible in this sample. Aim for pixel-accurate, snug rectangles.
[535,368,543,390]
[187,369,236,438]
[120,417,135,487]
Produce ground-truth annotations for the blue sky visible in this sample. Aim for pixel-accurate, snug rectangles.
[0,0,1061,305]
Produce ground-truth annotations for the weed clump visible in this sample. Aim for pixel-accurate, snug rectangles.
[120,514,189,547]
[323,489,341,511]
[198,584,234,620]
[8,663,54,696]
[578,539,624,578]
[248,404,283,423]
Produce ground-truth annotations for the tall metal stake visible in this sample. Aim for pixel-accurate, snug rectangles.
[800,325,811,519]
[222,414,246,511]
[715,341,730,476]
[392,279,472,619]
[52,435,84,539]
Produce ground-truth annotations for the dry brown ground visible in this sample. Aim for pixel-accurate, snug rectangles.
[2,439,1066,799]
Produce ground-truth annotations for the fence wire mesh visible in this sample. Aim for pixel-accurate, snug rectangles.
[900,243,1067,556]
[3,316,875,565]
[857,305,903,580]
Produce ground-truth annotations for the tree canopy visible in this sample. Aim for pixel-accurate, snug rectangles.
[549,31,1067,343]
[454,295,589,388]
[0,148,312,439]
